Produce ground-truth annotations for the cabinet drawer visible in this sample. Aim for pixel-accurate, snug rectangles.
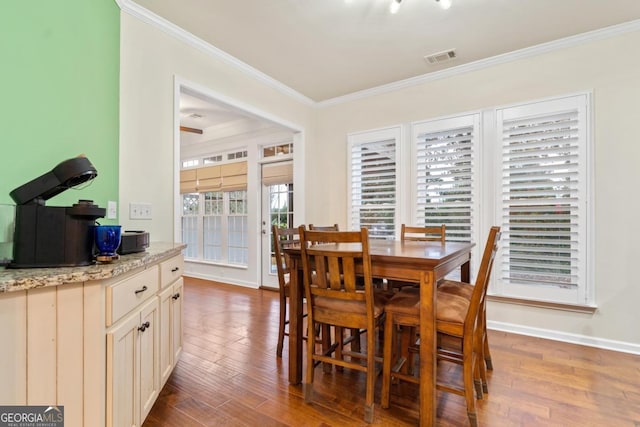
[160,255,184,289]
[106,267,159,326]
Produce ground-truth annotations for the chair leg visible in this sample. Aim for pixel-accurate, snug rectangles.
[467,411,478,427]
[474,328,488,396]
[350,328,361,353]
[364,323,377,423]
[484,331,493,371]
[481,309,493,371]
[276,298,286,357]
[474,361,484,399]
[304,318,316,403]
[381,311,395,409]
[462,337,477,426]
[303,382,313,403]
[400,326,416,375]
[323,324,333,373]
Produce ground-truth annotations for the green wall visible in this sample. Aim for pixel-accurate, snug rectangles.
[0,1,120,214]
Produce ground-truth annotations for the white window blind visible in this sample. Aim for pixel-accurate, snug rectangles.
[348,127,400,239]
[413,114,479,243]
[262,161,293,186]
[496,94,590,304]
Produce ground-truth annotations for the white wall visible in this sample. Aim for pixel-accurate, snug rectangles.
[118,12,314,287]
[312,31,640,348]
[119,7,640,349]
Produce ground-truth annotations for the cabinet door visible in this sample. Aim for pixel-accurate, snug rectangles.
[139,297,160,424]
[171,278,184,364]
[158,285,173,386]
[107,311,140,427]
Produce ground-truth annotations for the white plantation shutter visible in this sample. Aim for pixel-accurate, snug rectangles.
[348,127,399,239]
[496,94,590,304]
[413,115,479,243]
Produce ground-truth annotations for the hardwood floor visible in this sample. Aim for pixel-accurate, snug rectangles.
[144,277,640,426]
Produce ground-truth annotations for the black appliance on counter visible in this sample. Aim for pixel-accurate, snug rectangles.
[8,156,106,268]
[118,230,150,255]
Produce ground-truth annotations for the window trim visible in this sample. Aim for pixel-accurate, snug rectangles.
[345,92,594,309]
[410,113,482,250]
[181,189,249,268]
[491,92,594,307]
[347,125,402,238]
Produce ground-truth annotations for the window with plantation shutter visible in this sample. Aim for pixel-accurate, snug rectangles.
[496,94,591,305]
[348,126,400,239]
[412,114,480,244]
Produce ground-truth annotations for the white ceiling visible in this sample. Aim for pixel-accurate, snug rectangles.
[179,91,291,148]
[133,0,640,102]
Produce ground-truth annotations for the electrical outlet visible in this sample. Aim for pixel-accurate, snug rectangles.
[129,202,152,220]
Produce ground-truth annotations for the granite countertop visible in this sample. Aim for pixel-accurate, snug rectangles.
[0,242,186,293]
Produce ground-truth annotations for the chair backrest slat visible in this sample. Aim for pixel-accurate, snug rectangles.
[401,224,446,243]
[308,223,339,232]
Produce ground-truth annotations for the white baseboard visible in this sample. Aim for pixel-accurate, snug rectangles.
[488,320,640,355]
[183,273,258,289]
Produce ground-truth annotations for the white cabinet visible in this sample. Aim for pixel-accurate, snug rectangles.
[107,274,160,427]
[171,278,184,365]
[0,247,184,427]
[158,285,174,386]
[105,253,184,426]
[158,278,183,386]
[159,255,184,387]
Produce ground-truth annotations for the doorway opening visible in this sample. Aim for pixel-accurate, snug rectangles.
[174,78,303,288]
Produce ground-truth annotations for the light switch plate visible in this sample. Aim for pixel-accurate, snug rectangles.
[107,201,117,219]
[129,202,152,220]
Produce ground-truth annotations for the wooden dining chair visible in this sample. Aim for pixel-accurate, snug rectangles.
[438,274,494,374]
[309,222,372,352]
[380,226,501,427]
[272,224,301,357]
[401,223,446,242]
[299,226,387,423]
[387,224,447,292]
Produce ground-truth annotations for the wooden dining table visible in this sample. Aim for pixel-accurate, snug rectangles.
[284,238,475,426]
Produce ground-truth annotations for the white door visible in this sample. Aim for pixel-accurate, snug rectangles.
[260,162,294,288]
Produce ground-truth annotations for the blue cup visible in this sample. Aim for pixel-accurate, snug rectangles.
[95,225,122,257]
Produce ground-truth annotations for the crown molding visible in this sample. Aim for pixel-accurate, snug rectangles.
[317,19,640,107]
[115,1,640,109]
[116,0,315,107]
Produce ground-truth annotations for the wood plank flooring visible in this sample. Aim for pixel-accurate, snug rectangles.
[144,277,640,426]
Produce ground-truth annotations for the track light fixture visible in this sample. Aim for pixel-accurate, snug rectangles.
[390,0,403,14]
[345,0,452,14]
[387,0,452,14]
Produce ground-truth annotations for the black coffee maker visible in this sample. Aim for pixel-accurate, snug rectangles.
[8,156,106,268]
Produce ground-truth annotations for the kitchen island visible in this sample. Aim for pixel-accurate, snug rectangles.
[0,242,186,427]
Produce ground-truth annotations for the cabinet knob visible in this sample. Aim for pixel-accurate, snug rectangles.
[172,292,181,300]
[171,267,180,273]
[138,321,150,332]
[134,285,148,295]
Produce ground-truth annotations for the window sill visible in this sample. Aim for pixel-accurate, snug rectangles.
[487,295,597,314]
[184,258,248,270]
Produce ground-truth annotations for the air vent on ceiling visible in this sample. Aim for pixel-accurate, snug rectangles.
[424,49,457,65]
[188,113,204,119]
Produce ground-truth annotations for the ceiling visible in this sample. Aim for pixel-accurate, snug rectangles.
[133,0,640,103]
[179,90,290,147]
